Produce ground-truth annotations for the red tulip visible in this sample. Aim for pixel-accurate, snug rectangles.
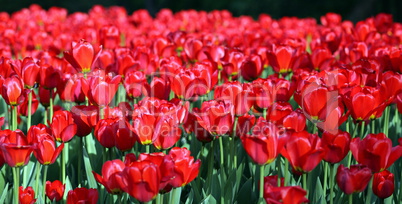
[152,115,182,150]
[234,113,256,137]
[373,170,394,199]
[46,180,65,202]
[93,159,125,194]
[321,130,351,164]
[214,81,254,116]
[252,77,294,111]
[142,77,171,100]
[64,39,101,73]
[117,160,160,202]
[38,86,56,108]
[58,74,86,104]
[193,100,234,136]
[94,118,136,151]
[267,45,298,74]
[71,105,99,137]
[81,70,121,107]
[266,102,293,125]
[282,109,306,132]
[171,64,212,100]
[18,90,39,116]
[350,133,402,172]
[264,185,309,204]
[168,147,201,188]
[19,186,36,204]
[50,110,77,143]
[67,187,98,204]
[241,117,287,165]
[183,112,214,143]
[33,136,64,165]
[99,25,120,49]
[0,129,35,167]
[2,75,27,106]
[336,164,372,194]
[241,54,263,81]
[38,64,62,90]
[281,131,324,174]
[11,57,40,89]
[124,70,147,99]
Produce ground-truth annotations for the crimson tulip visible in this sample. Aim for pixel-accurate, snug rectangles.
[373,170,394,199]
[71,105,99,137]
[264,185,309,204]
[266,45,298,74]
[241,54,263,81]
[2,75,27,106]
[33,136,64,165]
[214,81,254,116]
[99,25,120,49]
[142,77,171,100]
[281,131,324,174]
[193,100,234,136]
[50,110,77,143]
[18,90,39,116]
[58,74,86,104]
[38,64,62,90]
[19,186,36,204]
[0,129,35,167]
[94,118,136,151]
[117,160,160,202]
[93,159,125,194]
[11,57,40,89]
[321,130,351,164]
[46,180,65,202]
[124,70,147,99]
[241,117,287,165]
[336,164,372,194]
[282,109,306,132]
[168,147,201,188]
[64,39,101,73]
[67,187,98,204]
[350,133,402,172]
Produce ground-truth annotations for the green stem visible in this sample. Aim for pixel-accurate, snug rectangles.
[12,167,19,204]
[384,106,390,136]
[145,145,150,154]
[360,121,365,138]
[366,176,373,204]
[34,161,41,194]
[284,160,289,186]
[49,89,54,122]
[303,173,308,198]
[156,193,161,204]
[371,120,375,134]
[78,137,83,186]
[218,70,222,85]
[219,136,225,204]
[258,165,265,204]
[170,187,182,204]
[206,142,214,195]
[27,91,32,131]
[263,108,267,119]
[42,165,49,203]
[329,164,335,204]
[61,142,67,188]
[118,194,122,204]
[231,117,239,170]
[349,194,353,204]
[12,106,18,130]
[100,106,105,120]
[323,162,328,202]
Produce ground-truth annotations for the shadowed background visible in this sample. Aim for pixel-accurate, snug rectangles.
[1,0,401,23]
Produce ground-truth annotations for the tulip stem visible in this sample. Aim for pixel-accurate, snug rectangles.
[145,145,150,154]
[303,173,308,198]
[263,108,267,119]
[329,164,335,204]
[78,137,83,186]
[359,121,365,138]
[34,161,41,195]
[219,136,225,204]
[384,106,390,136]
[231,116,239,170]
[27,91,32,131]
[349,194,353,204]
[170,187,182,204]
[366,176,373,204]
[156,193,162,204]
[258,165,265,204]
[12,106,18,131]
[284,160,289,186]
[61,142,67,188]
[49,89,54,122]
[12,167,19,204]
[206,141,214,195]
[42,165,49,203]
[371,120,375,134]
[323,162,328,202]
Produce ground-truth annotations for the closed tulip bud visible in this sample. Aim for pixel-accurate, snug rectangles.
[373,170,394,199]
[336,164,372,194]
[19,186,36,204]
[67,187,98,204]
[321,130,351,164]
[93,160,125,195]
[51,110,77,143]
[46,180,65,202]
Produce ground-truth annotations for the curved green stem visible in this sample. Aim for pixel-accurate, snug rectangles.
[384,106,390,136]
[303,173,308,198]
[12,167,20,204]
[323,162,328,202]
[170,187,182,204]
[34,161,41,194]
[42,165,49,203]
[360,121,365,139]
[231,116,239,170]
[366,176,373,204]
[27,91,32,131]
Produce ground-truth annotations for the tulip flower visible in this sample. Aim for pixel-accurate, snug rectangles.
[241,117,287,165]
[67,187,98,204]
[171,64,212,100]
[152,115,182,150]
[2,75,27,106]
[193,100,234,136]
[168,147,201,188]
[64,39,101,73]
[241,54,263,81]
[183,112,214,143]
[266,45,298,74]
[81,70,121,107]
[99,25,120,49]
[10,57,40,89]
[19,186,36,204]
[116,160,160,202]
[71,105,99,137]
[264,185,309,204]
[51,110,77,143]
[214,81,254,116]
[94,118,136,150]
[336,164,372,194]
[26,124,52,144]
[33,136,64,165]
[142,76,171,100]
[0,129,35,167]
[38,64,62,90]
[46,180,65,202]
[124,70,147,99]
[372,170,394,199]
[350,133,402,172]
[93,159,125,194]
[281,131,324,174]
[17,90,39,116]
[282,109,306,132]
[321,130,351,164]
[58,74,86,104]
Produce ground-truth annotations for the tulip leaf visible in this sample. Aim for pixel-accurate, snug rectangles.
[185,189,194,204]
[0,183,9,204]
[200,194,217,204]
[83,148,97,189]
[313,178,323,204]
[64,175,73,200]
[236,177,253,204]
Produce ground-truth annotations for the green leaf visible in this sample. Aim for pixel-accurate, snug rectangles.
[236,177,253,204]
[313,177,323,204]
[83,148,97,188]
[0,183,9,203]
[200,194,217,204]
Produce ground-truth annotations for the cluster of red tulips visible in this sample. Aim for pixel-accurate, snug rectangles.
[0,4,401,204]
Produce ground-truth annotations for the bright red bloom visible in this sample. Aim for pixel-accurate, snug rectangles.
[51,110,77,143]
[241,54,263,81]
[241,117,287,165]
[64,39,101,73]
[81,70,121,108]
[2,75,26,106]
[152,114,182,150]
[117,160,160,202]
[214,81,254,116]
[94,118,116,148]
[373,170,394,199]
[336,164,372,194]
[38,64,62,90]
[252,77,294,111]
[124,70,147,99]
[266,102,293,125]
[67,187,98,204]
[171,64,212,100]
[58,74,86,104]
[46,180,65,202]
[168,147,201,188]
[281,131,324,174]
[267,45,298,74]
[321,130,351,164]
[33,135,64,165]
[264,185,309,204]
[310,47,334,71]
[350,133,402,172]
[11,57,40,89]
[99,25,120,49]
[94,118,136,151]
[142,77,171,100]
[183,112,214,143]
[93,159,125,194]
[71,105,99,137]
[19,186,36,204]
[18,90,39,116]
[0,129,35,167]
[193,100,234,136]
[282,109,306,132]
[234,113,256,137]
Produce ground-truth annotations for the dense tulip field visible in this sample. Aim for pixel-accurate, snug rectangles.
[0,4,402,204]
